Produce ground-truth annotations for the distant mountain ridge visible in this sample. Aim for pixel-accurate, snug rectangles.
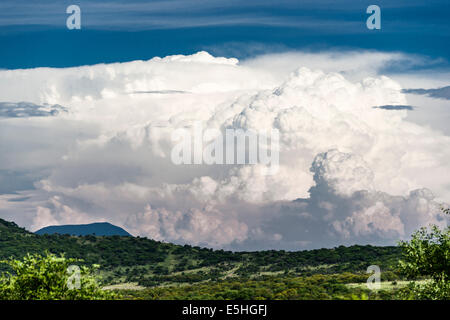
[35,222,132,236]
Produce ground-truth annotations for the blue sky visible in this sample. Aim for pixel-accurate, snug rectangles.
[0,0,449,69]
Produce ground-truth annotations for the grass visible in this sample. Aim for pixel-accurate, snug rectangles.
[346,279,431,291]
[102,282,145,291]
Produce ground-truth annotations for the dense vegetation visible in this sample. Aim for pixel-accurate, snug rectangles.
[124,274,370,300]
[121,273,408,300]
[1,215,448,300]
[0,252,115,300]
[397,207,449,299]
[0,218,401,287]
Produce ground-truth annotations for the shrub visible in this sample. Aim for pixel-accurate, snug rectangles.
[0,252,117,300]
[398,208,449,300]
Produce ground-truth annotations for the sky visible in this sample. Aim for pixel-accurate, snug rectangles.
[0,0,449,68]
[0,0,449,250]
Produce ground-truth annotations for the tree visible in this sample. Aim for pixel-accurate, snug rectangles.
[398,207,449,300]
[0,252,117,300]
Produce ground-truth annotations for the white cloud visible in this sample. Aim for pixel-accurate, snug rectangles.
[125,204,248,247]
[32,196,98,231]
[0,50,448,249]
[311,149,374,196]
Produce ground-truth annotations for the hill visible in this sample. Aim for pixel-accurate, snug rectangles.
[0,218,402,287]
[35,222,132,236]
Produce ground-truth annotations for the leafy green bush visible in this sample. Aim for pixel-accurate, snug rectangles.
[0,252,117,300]
[398,208,449,300]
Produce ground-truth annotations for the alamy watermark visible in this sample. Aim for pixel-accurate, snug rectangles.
[366,265,381,290]
[66,5,81,30]
[66,265,81,290]
[366,5,381,30]
[171,122,280,175]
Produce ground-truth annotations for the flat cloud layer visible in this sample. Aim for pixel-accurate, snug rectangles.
[0,51,448,250]
[403,86,450,100]
[0,102,67,118]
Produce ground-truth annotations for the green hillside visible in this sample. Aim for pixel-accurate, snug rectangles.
[0,218,402,288]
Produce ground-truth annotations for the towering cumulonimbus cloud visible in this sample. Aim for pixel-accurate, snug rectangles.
[0,51,448,250]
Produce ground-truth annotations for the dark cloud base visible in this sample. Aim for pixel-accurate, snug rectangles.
[402,86,450,100]
[0,102,67,118]
[373,105,414,110]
